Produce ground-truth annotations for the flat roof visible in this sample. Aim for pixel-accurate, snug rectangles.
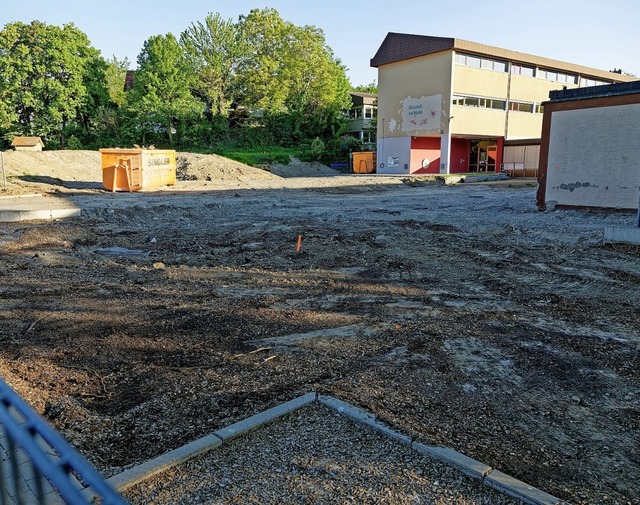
[548,80,640,102]
[371,33,636,83]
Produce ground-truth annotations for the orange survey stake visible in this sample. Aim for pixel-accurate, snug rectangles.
[296,234,302,253]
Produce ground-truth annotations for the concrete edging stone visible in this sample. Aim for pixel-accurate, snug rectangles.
[319,394,562,505]
[87,392,563,505]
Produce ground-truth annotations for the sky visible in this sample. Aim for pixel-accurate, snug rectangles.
[1,0,639,86]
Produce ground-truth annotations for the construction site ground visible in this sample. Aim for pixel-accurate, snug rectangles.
[0,151,638,504]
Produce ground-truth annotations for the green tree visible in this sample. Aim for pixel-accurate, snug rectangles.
[180,13,249,117]
[0,21,101,146]
[354,82,378,94]
[129,33,203,146]
[237,8,290,113]
[237,8,351,143]
[104,56,130,107]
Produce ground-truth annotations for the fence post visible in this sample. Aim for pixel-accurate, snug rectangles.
[1,151,6,189]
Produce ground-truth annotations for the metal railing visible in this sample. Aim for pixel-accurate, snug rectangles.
[0,378,126,504]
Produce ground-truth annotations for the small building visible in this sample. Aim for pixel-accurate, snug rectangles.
[346,92,377,147]
[371,33,635,175]
[11,136,45,151]
[536,81,640,211]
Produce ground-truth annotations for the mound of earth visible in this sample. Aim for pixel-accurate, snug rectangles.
[176,152,280,183]
[0,150,284,195]
[0,150,102,194]
[269,157,338,178]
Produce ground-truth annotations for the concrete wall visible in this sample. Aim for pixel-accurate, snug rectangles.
[545,103,640,209]
[377,136,411,174]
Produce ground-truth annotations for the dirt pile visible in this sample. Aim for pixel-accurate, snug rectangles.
[0,150,284,195]
[176,152,280,184]
[269,157,338,178]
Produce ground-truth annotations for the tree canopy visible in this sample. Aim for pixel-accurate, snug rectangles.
[0,9,362,160]
[0,21,105,146]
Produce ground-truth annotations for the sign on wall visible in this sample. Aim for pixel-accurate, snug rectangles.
[401,95,442,132]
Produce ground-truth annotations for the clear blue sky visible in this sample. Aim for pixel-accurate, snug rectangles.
[2,0,639,86]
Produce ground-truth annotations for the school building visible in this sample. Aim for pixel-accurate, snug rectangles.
[371,33,635,176]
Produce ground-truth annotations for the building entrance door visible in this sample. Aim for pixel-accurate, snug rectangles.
[469,140,498,172]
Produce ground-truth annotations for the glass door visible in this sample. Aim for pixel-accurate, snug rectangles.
[469,140,498,172]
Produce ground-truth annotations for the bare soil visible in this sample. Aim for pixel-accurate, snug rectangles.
[0,151,638,504]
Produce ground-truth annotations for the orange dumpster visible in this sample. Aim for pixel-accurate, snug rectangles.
[352,152,376,174]
[100,148,176,192]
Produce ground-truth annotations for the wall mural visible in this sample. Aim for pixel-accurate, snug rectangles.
[400,94,443,132]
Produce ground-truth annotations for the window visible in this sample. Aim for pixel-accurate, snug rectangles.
[511,64,535,77]
[467,55,481,68]
[455,53,508,73]
[534,104,544,114]
[580,77,611,87]
[509,101,534,113]
[538,68,577,84]
[453,95,506,110]
[364,107,375,119]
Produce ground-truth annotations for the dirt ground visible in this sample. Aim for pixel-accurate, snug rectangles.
[0,151,638,504]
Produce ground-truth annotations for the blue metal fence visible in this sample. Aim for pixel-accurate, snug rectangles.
[0,378,126,504]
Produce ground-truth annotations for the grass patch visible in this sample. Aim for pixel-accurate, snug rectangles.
[213,147,301,166]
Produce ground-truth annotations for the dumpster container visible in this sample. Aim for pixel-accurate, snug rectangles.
[100,148,176,192]
[352,152,376,174]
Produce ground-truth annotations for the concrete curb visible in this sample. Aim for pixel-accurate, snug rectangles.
[0,193,44,199]
[88,393,563,504]
[96,433,223,496]
[0,208,81,222]
[604,225,640,245]
[319,395,562,505]
[463,174,510,183]
[485,470,562,505]
[413,443,492,480]
[318,395,411,446]
[86,393,317,499]
[214,393,316,443]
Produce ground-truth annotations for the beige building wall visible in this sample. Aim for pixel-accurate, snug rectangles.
[449,108,505,137]
[508,74,572,103]
[453,65,509,99]
[506,112,543,139]
[377,51,453,140]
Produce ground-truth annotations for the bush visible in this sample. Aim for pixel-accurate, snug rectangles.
[66,136,83,150]
[308,137,325,160]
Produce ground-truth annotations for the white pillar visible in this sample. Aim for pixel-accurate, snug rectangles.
[440,131,451,174]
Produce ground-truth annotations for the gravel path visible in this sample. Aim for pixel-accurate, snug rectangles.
[123,403,520,504]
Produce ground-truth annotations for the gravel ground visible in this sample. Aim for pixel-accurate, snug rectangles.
[123,403,521,505]
[1,152,638,504]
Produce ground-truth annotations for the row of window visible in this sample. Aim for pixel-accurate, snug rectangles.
[349,106,375,120]
[455,52,611,87]
[453,95,544,113]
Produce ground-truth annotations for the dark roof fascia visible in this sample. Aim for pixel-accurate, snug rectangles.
[349,92,378,99]
[371,33,455,67]
[547,80,640,103]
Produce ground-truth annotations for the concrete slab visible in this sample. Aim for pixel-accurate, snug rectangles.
[214,393,316,443]
[412,443,492,480]
[0,196,80,222]
[485,469,562,505]
[318,395,412,446]
[604,226,640,245]
[463,174,509,183]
